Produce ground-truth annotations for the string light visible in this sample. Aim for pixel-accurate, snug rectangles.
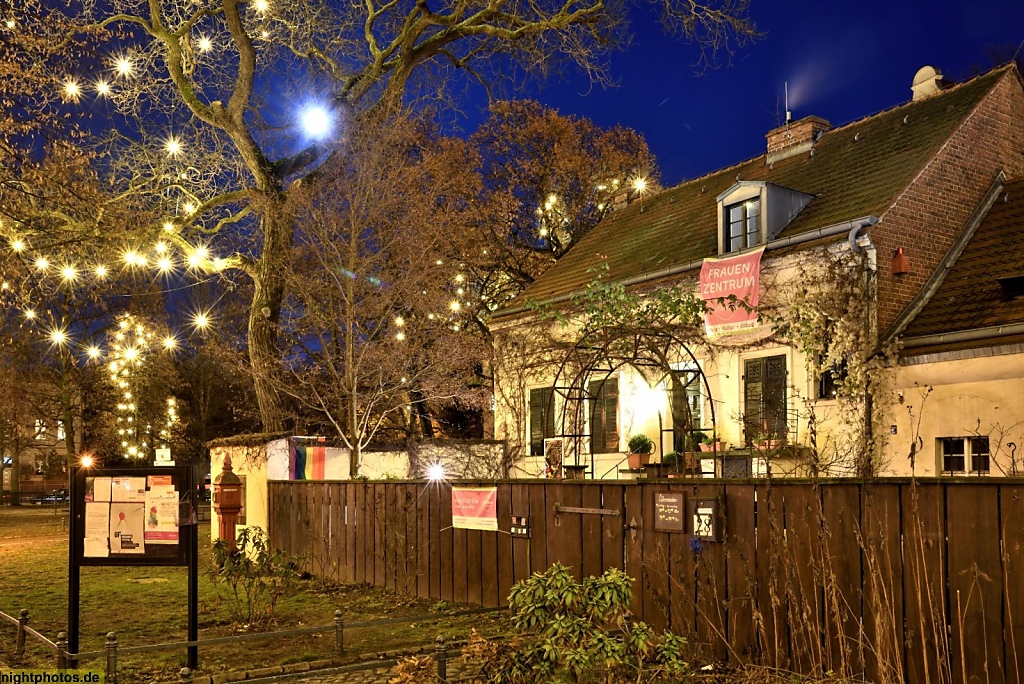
[197,36,213,52]
[193,312,210,330]
[95,265,108,278]
[10,238,24,252]
[48,328,68,346]
[63,79,81,101]
[35,257,49,271]
[254,0,270,11]
[61,265,78,282]
[163,221,175,233]
[114,56,134,78]
[165,137,181,156]
[96,80,111,96]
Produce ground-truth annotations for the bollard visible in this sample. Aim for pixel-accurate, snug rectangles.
[56,632,68,670]
[105,632,118,684]
[179,667,192,682]
[434,634,447,682]
[16,609,28,655]
[334,610,344,655]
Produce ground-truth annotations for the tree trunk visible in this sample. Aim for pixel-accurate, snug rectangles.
[249,211,293,433]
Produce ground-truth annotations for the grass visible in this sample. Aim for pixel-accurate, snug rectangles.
[0,504,70,540]
[0,507,508,681]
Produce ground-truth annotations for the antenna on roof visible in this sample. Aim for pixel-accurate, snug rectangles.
[785,82,792,126]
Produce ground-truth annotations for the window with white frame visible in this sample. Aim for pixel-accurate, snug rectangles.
[667,363,704,451]
[939,437,990,475]
[724,198,761,253]
[56,420,66,442]
[34,420,46,440]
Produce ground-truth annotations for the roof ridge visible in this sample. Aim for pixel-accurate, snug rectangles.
[824,64,1011,136]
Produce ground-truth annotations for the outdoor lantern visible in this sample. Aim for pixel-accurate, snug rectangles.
[212,455,243,551]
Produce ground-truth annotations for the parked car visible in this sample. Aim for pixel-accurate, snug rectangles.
[44,488,69,503]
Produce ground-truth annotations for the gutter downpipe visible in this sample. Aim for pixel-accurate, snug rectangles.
[493,216,880,320]
[847,220,878,475]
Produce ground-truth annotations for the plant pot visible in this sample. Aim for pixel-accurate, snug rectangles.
[643,463,666,479]
[563,465,588,480]
[700,441,726,452]
[627,452,651,469]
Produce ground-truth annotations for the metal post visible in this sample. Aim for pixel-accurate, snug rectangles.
[68,467,81,664]
[187,465,199,671]
[15,609,28,654]
[334,610,344,655]
[56,632,68,670]
[434,634,447,682]
[105,632,118,684]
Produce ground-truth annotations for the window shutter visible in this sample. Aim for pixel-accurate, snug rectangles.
[605,378,619,452]
[529,389,544,456]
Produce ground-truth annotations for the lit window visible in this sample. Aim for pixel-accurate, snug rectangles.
[725,198,761,253]
[817,357,848,399]
[57,420,66,442]
[940,437,990,475]
[34,419,46,439]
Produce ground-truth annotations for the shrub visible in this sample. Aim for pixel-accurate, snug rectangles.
[470,563,689,683]
[206,526,303,628]
[627,434,655,455]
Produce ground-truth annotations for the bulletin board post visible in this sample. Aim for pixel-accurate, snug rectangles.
[68,464,200,669]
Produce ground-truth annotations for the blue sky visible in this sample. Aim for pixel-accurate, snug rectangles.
[503,0,1024,186]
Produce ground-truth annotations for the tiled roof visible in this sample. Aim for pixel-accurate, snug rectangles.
[503,69,1007,312]
[902,177,1024,340]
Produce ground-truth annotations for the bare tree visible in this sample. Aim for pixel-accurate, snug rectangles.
[9,0,755,434]
[280,114,488,475]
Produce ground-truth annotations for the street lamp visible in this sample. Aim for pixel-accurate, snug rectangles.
[300,106,332,139]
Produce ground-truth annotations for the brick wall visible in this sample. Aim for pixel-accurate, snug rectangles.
[877,69,1024,334]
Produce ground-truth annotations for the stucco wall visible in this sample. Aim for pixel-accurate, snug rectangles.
[885,350,1024,476]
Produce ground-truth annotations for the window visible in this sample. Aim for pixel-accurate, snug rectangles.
[56,421,66,442]
[817,357,848,399]
[668,366,704,452]
[725,198,761,253]
[743,355,787,444]
[528,388,556,456]
[940,437,990,475]
[588,377,619,454]
[34,420,46,440]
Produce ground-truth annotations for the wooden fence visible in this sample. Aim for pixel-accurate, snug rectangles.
[268,479,1024,683]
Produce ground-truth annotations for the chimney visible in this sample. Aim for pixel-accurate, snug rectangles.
[766,115,831,164]
[911,65,945,101]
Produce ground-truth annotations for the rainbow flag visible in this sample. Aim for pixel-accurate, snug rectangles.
[290,444,326,480]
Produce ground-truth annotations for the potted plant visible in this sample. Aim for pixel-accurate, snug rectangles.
[626,434,655,470]
[700,434,727,452]
[683,430,708,453]
[662,451,684,477]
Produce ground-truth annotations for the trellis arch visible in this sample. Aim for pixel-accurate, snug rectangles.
[541,325,719,478]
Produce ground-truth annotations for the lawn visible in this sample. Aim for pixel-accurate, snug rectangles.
[0,507,508,681]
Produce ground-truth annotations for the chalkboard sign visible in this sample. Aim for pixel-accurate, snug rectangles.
[653,491,685,532]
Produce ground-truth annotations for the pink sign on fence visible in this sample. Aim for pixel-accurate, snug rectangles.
[699,247,765,337]
[451,486,498,531]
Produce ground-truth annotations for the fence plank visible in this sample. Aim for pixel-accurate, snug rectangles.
[1000,484,1024,683]
[374,483,386,588]
[902,482,946,684]
[600,485,625,573]
[354,483,366,584]
[861,483,904,684]
[820,483,863,677]
[528,483,549,575]
[549,483,583,578]
[755,483,789,670]
[385,484,398,592]
[781,484,823,674]
[440,483,454,602]
[666,483,694,637]
[496,483,514,606]
[642,482,670,634]
[695,482,728,661]
[479,508,499,606]
[429,483,442,600]
[724,483,756,663]
[511,484,531,585]
[417,483,430,599]
[580,484,604,580]
[624,483,644,620]
[947,483,1005,684]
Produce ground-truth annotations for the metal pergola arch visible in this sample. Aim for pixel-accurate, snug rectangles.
[540,325,719,479]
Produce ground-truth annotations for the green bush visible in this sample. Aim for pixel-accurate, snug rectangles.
[206,526,303,628]
[470,563,689,683]
[627,434,655,455]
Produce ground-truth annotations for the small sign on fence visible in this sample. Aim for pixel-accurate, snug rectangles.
[653,492,685,532]
[451,486,498,531]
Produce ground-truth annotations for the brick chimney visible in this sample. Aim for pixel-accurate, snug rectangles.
[766,115,831,164]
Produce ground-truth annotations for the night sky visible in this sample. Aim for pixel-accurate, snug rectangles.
[508,0,1024,187]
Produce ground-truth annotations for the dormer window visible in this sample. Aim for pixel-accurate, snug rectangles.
[726,198,761,253]
[716,181,814,255]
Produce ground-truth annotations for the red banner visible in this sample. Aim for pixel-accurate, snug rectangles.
[699,247,764,337]
[451,487,498,531]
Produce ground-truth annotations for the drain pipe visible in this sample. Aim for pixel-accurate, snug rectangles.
[847,219,879,475]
